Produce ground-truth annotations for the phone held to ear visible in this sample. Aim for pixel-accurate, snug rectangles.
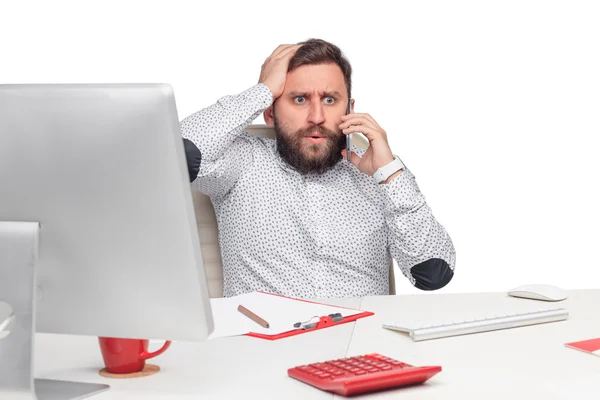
[346,100,352,162]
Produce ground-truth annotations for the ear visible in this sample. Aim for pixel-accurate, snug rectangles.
[350,99,355,113]
[264,106,275,127]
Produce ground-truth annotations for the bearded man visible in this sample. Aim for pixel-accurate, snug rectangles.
[181,39,455,298]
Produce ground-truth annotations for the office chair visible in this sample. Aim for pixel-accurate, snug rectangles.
[191,124,396,298]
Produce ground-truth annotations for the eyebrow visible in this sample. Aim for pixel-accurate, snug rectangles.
[288,91,343,98]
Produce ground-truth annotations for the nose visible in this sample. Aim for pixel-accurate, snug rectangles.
[307,101,325,126]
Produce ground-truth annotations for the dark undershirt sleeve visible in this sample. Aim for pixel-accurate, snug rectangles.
[183,138,202,183]
[410,258,454,290]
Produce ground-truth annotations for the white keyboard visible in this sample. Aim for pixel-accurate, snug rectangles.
[382,307,569,341]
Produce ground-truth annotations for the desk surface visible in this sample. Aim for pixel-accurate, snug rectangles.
[34,291,600,399]
[345,289,600,400]
[34,298,361,400]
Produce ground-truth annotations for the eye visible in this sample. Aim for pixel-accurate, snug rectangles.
[293,96,306,104]
[323,97,335,105]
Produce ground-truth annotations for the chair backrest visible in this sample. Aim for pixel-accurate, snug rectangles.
[191,124,396,297]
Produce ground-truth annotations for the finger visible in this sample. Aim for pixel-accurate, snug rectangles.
[339,116,378,131]
[341,124,383,141]
[340,113,381,128]
[361,113,382,129]
[341,112,370,120]
[270,44,295,58]
[339,115,372,125]
[341,149,361,168]
[275,44,302,60]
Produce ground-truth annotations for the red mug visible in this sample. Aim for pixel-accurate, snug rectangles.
[98,337,171,374]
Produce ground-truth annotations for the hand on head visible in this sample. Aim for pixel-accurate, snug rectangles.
[258,44,302,100]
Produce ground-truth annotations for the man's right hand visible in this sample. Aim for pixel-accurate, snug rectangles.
[258,44,301,101]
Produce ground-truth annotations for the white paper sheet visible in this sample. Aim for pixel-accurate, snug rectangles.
[208,291,365,339]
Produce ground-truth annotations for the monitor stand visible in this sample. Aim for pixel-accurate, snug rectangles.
[0,222,109,400]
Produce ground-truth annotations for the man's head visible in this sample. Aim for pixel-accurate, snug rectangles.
[263,38,354,175]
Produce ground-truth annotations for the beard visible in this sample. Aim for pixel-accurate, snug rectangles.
[274,118,346,175]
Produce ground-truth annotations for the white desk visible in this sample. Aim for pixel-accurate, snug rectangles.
[33,291,600,399]
[34,298,361,400]
[345,289,600,399]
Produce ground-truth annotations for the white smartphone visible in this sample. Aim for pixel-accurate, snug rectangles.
[346,99,352,161]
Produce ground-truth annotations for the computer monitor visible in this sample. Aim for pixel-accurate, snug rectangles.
[0,84,214,399]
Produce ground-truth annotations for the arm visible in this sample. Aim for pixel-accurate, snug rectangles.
[180,83,273,198]
[181,43,302,198]
[380,170,455,290]
[340,114,455,290]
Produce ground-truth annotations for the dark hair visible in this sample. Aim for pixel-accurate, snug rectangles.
[289,38,352,100]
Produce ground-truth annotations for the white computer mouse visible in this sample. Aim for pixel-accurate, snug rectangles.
[507,284,567,302]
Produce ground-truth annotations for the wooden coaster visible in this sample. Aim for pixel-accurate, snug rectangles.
[99,364,160,379]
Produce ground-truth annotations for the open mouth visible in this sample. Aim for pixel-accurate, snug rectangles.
[305,132,328,139]
[305,136,327,142]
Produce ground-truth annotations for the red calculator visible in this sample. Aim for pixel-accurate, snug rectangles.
[288,353,441,396]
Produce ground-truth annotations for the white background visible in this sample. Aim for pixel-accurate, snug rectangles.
[2,0,599,295]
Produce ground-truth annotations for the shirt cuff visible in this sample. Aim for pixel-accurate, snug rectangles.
[252,83,274,109]
[377,168,426,214]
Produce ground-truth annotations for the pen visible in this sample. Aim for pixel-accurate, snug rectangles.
[238,304,270,329]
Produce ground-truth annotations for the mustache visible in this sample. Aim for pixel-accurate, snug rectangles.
[295,124,340,139]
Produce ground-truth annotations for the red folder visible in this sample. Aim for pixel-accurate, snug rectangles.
[244,292,374,341]
[565,337,600,356]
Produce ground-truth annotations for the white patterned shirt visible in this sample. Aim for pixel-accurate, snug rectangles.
[181,83,455,299]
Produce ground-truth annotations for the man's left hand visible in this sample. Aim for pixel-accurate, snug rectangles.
[339,113,402,182]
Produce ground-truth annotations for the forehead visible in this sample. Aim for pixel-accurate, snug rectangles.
[283,63,347,96]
